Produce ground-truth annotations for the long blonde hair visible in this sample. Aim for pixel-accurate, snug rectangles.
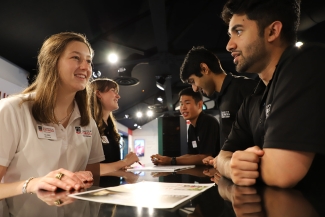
[89,78,120,142]
[22,32,94,126]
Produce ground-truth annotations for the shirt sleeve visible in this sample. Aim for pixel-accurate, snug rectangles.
[0,98,20,167]
[87,119,105,164]
[197,114,220,156]
[263,44,325,155]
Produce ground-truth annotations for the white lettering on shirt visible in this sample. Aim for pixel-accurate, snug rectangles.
[266,104,271,118]
[221,111,230,118]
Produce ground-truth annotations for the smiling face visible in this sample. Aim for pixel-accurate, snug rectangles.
[97,87,120,113]
[179,95,202,122]
[226,14,269,74]
[57,41,92,93]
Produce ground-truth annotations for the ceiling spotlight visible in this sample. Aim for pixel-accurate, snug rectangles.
[136,112,143,118]
[137,126,141,129]
[134,123,138,127]
[295,41,303,47]
[124,114,129,119]
[92,70,101,78]
[108,53,118,63]
[146,110,153,117]
[157,97,163,102]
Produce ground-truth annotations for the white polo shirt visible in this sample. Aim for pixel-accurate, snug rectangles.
[0,93,105,183]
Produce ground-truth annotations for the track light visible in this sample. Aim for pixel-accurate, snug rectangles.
[156,75,171,91]
[92,70,101,78]
[156,76,166,90]
[157,97,163,102]
[295,41,303,47]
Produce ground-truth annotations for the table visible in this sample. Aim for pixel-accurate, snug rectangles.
[1,166,324,217]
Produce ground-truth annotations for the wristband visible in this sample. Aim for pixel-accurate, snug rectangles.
[22,177,34,194]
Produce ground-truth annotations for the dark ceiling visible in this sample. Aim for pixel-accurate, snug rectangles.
[0,0,325,130]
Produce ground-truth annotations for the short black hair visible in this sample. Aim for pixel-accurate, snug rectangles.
[180,46,224,83]
[221,0,300,46]
[179,87,203,104]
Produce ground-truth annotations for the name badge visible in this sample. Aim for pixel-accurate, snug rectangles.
[37,125,57,140]
[192,141,197,148]
[101,136,109,143]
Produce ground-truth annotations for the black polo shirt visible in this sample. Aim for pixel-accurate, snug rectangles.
[187,111,220,157]
[216,73,258,148]
[223,43,325,187]
[99,120,121,187]
[101,120,121,164]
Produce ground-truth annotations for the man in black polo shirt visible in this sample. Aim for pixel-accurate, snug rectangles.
[151,87,219,165]
[180,46,257,165]
[217,0,325,188]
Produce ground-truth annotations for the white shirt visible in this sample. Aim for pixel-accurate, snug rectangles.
[0,94,105,182]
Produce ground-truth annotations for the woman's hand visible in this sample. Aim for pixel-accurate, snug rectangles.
[74,171,94,183]
[27,168,86,193]
[123,152,139,166]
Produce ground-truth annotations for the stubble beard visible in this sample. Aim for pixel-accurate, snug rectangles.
[235,37,267,74]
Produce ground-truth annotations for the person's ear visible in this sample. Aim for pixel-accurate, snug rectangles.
[199,63,209,75]
[197,100,203,110]
[266,21,282,42]
[95,90,102,99]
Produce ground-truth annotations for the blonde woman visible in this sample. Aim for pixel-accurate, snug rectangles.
[89,78,139,180]
[0,32,105,199]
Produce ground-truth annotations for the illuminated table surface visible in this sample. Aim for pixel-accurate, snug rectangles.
[1,166,324,217]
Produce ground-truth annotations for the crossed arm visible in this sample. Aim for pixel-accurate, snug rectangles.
[216,147,315,188]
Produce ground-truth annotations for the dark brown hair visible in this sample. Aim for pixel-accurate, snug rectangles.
[89,78,120,143]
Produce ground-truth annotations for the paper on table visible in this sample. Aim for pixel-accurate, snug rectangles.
[69,181,215,209]
[126,165,195,172]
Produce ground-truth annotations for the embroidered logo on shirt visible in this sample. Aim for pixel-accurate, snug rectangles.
[266,104,272,118]
[75,127,92,137]
[75,126,81,134]
[221,111,230,118]
[82,130,92,137]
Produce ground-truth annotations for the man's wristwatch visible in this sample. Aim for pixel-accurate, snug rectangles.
[171,157,177,165]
